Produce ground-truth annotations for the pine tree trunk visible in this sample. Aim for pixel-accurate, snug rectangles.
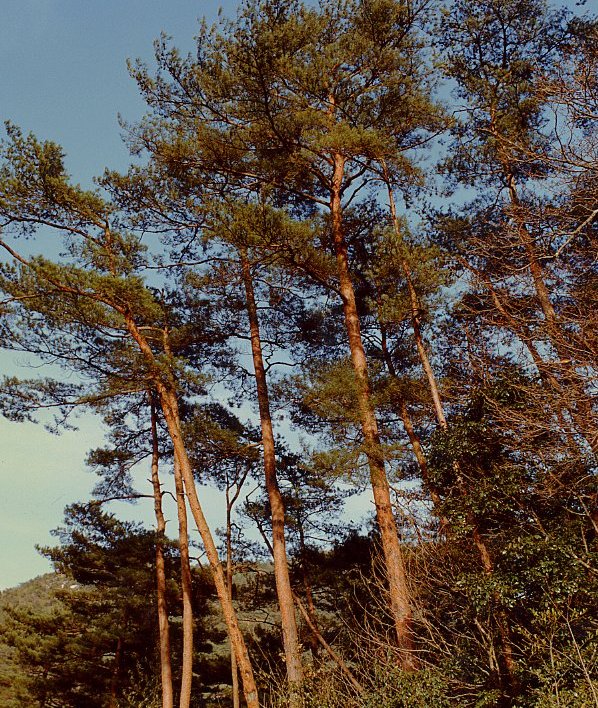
[384,176,518,687]
[293,592,363,694]
[505,172,558,326]
[123,314,259,708]
[226,487,241,708]
[160,391,259,708]
[330,153,416,664]
[302,580,322,660]
[173,454,194,708]
[376,298,444,515]
[505,171,597,452]
[150,397,174,708]
[455,257,589,451]
[240,249,304,703]
[383,172,447,428]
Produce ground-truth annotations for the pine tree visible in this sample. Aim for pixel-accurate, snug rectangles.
[126,0,445,661]
[0,127,260,707]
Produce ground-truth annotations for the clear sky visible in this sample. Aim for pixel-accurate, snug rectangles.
[0,0,241,590]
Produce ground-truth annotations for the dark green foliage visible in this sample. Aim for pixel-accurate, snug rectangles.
[0,506,228,708]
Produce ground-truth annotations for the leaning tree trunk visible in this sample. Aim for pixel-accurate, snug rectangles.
[160,390,259,708]
[240,249,304,704]
[149,396,174,708]
[227,537,241,708]
[124,314,260,708]
[375,293,444,515]
[382,171,516,686]
[330,152,416,665]
[226,480,241,708]
[383,179,518,689]
[504,169,598,453]
[382,169,448,429]
[293,592,363,694]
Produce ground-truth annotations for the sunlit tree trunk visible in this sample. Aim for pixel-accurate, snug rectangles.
[384,173,517,687]
[123,314,259,708]
[225,480,240,708]
[330,153,416,665]
[172,453,193,708]
[376,294,443,514]
[149,395,174,708]
[240,249,304,704]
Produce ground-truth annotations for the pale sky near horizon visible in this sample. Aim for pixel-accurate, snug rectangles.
[0,0,243,590]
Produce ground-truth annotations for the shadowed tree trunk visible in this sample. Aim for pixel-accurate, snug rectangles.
[504,168,598,453]
[375,291,444,516]
[293,592,363,695]
[109,636,123,708]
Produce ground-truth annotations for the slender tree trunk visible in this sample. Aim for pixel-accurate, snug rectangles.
[293,592,363,694]
[330,153,416,664]
[471,525,518,686]
[240,249,304,703]
[295,522,323,661]
[123,314,259,708]
[505,173,558,326]
[226,486,241,708]
[299,546,321,661]
[379,314,449,535]
[253,514,363,695]
[504,171,597,452]
[302,579,321,659]
[173,453,194,708]
[383,174,518,688]
[161,391,259,708]
[376,296,443,514]
[456,257,591,451]
[150,396,175,708]
[383,170,447,428]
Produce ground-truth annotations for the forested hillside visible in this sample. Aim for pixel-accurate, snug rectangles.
[0,0,596,706]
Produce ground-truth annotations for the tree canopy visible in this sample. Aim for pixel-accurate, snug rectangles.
[0,0,596,706]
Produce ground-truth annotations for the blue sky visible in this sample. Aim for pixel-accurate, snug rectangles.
[0,0,241,590]
[1,0,239,183]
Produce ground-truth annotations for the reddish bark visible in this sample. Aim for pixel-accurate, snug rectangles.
[149,397,174,708]
[330,153,416,664]
[384,172,518,687]
[123,314,259,708]
[172,454,193,708]
[240,250,304,703]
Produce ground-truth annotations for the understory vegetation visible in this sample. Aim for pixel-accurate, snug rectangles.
[0,0,596,706]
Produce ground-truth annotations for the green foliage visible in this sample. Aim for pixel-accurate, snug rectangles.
[361,664,454,708]
[0,0,596,706]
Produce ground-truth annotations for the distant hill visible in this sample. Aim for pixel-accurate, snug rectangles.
[0,573,69,708]
[0,568,281,708]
